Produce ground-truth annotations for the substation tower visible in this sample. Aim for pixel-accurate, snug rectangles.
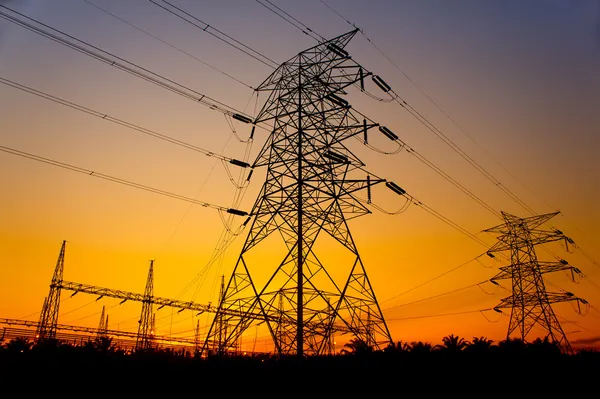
[485,211,587,353]
[202,29,395,357]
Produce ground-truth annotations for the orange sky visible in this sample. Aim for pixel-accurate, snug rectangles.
[0,0,599,351]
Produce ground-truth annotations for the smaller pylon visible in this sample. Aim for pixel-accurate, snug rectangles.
[485,211,586,354]
[96,305,109,342]
[36,240,66,341]
[136,260,155,351]
[194,320,201,355]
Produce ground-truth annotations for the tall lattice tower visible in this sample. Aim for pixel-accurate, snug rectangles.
[485,211,585,353]
[203,29,393,356]
[95,305,109,342]
[36,240,66,341]
[136,260,155,351]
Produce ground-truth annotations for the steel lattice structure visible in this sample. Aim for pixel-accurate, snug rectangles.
[36,240,66,341]
[202,29,393,357]
[486,211,584,353]
[136,260,155,351]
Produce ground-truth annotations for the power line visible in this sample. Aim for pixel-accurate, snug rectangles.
[82,0,255,90]
[350,108,502,221]
[386,308,493,322]
[0,145,249,216]
[381,254,486,304]
[0,5,251,118]
[148,0,278,69]
[383,280,491,312]
[392,95,538,216]
[361,165,494,249]
[318,0,548,218]
[251,1,504,221]
[0,77,250,166]
[255,0,325,42]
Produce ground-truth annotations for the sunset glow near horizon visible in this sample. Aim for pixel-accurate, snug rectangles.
[1,0,599,352]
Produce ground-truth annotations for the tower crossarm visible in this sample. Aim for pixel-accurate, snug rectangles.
[61,280,240,317]
[490,260,578,282]
[59,281,358,333]
[485,211,561,234]
[486,229,571,253]
[494,291,579,310]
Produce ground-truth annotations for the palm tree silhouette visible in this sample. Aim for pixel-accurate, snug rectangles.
[436,334,468,352]
[340,338,372,355]
[465,336,494,354]
[408,341,433,355]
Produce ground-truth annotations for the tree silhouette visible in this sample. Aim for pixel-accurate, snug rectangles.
[465,336,494,354]
[340,338,372,355]
[408,341,433,355]
[436,334,468,352]
[498,337,527,354]
[3,337,33,353]
[528,337,561,356]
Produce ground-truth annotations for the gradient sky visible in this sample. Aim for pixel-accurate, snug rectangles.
[1,0,599,351]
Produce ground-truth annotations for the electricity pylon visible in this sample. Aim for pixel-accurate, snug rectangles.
[36,240,66,341]
[485,211,586,353]
[96,305,109,341]
[136,260,155,351]
[202,29,394,357]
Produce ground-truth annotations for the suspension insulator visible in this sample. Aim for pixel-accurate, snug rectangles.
[486,252,495,258]
[229,159,250,168]
[232,113,253,124]
[326,93,349,108]
[385,181,406,195]
[367,175,372,204]
[323,150,348,164]
[372,75,391,92]
[249,125,256,140]
[243,216,251,226]
[327,43,349,58]
[227,208,248,216]
[246,169,254,182]
[379,126,398,141]
[359,68,365,91]
[363,119,368,144]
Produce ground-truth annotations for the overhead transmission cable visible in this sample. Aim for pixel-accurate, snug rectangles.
[382,280,493,312]
[250,3,519,254]
[319,2,600,271]
[318,0,544,218]
[0,5,252,119]
[351,109,502,220]
[254,0,325,42]
[389,92,539,216]
[386,308,493,322]
[148,0,278,69]
[381,253,488,304]
[0,145,249,216]
[175,93,259,302]
[0,77,251,167]
[82,0,255,90]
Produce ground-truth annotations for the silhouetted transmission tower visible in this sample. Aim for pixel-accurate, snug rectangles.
[485,211,586,353]
[136,260,155,351]
[36,240,66,342]
[203,29,394,356]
